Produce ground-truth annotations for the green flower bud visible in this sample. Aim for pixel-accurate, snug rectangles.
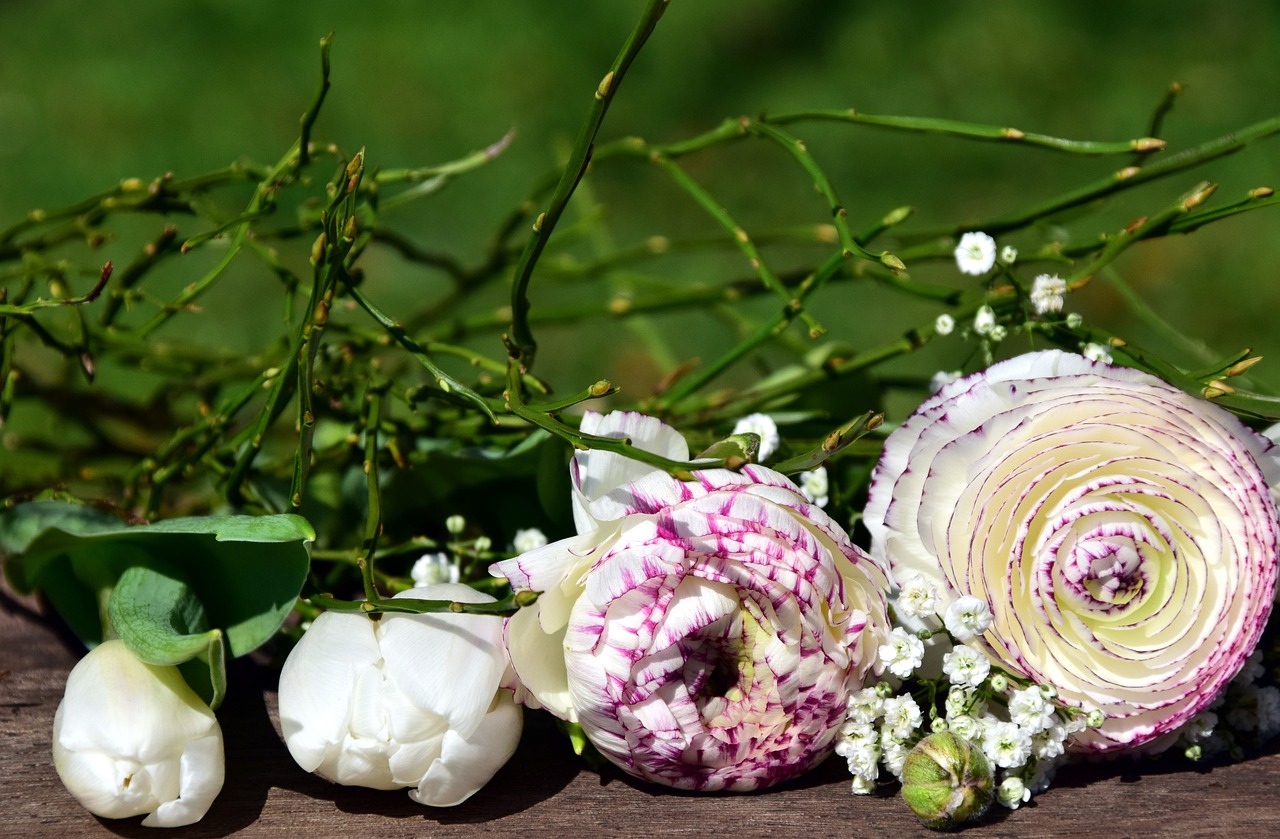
[900,732,995,830]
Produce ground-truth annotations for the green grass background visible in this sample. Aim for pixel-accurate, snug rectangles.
[2,0,1279,398]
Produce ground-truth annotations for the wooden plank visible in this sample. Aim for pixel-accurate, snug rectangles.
[4,580,1280,838]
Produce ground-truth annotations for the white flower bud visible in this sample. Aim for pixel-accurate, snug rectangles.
[279,584,522,806]
[934,313,956,336]
[53,640,224,828]
[445,515,466,535]
[972,306,997,336]
[997,775,1031,809]
[512,528,548,554]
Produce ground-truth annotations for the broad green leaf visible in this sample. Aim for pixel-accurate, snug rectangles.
[108,563,228,709]
[0,500,314,659]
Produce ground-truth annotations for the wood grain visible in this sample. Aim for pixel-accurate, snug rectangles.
[4,580,1279,838]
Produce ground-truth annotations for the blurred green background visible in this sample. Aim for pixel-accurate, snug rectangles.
[3,0,1280,402]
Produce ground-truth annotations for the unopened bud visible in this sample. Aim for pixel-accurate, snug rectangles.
[1086,708,1106,728]
[988,674,1008,693]
[446,514,466,535]
[900,732,995,830]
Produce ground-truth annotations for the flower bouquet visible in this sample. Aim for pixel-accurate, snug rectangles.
[3,1,1280,832]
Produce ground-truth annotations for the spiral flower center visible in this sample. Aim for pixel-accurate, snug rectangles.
[1047,500,1168,618]
[1075,538,1143,604]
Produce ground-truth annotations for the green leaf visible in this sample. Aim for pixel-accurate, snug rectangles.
[108,562,228,709]
[0,500,314,659]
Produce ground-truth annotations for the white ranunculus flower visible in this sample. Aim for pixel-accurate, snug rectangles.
[865,350,1280,754]
[278,583,522,806]
[491,410,891,791]
[52,639,224,828]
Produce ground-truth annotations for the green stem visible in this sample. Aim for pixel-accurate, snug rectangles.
[508,0,670,366]
[766,109,1165,155]
[649,150,824,337]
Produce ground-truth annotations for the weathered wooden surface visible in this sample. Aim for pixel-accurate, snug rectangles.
[4,579,1280,838]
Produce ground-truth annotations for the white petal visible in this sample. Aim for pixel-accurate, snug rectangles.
[410,694,523,806]
[278,611,381,773]
[380,586,507,738]
[142,729,225,828]
[572,410,690,532]
[504,604,575,720]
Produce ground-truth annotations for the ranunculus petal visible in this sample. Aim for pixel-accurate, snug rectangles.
[572,410,691,532]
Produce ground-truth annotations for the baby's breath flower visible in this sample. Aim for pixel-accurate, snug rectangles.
[934,313,956,336]
[1234,650,1265,686]
[1081,342,1113,364]
[929,370,962,394]
[1026,757,1060,794]
[882,694,924,740]
[850,774,877,795]
[512,528,548,554]
[1183,710,1218,743]
[972,306,997,336]
[879,628,927,679]
[880,733,912,778]
[798,466,829,508]
[836,723,880,778]
[947,714,983,742]
[1228,685,1263,732]
[988,324,1008,342]
[1029,273,1067,315]
[997,776,1031,810]
[945,687,973,720]
[1033,724,1068,761]
[895,574,939,620]
[1008,686,1056,734]
[988,674,1008,694]
[999,245,1018,265]
[731,413,780,461]
[845,687,884,726]
[943,596,993,641]
[982,722,1033,769]
[942,645,991,688]
[955,232,997,275]
[410,552,459,587]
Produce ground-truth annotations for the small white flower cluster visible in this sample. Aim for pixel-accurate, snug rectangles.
[943,232,1081,356]
[1177,649,1280,759]
[837,579,1089,808]
[835,685,925,793]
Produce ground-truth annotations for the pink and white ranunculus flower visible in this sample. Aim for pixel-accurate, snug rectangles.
[864,350,1280,754]
[491,411,891,791]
